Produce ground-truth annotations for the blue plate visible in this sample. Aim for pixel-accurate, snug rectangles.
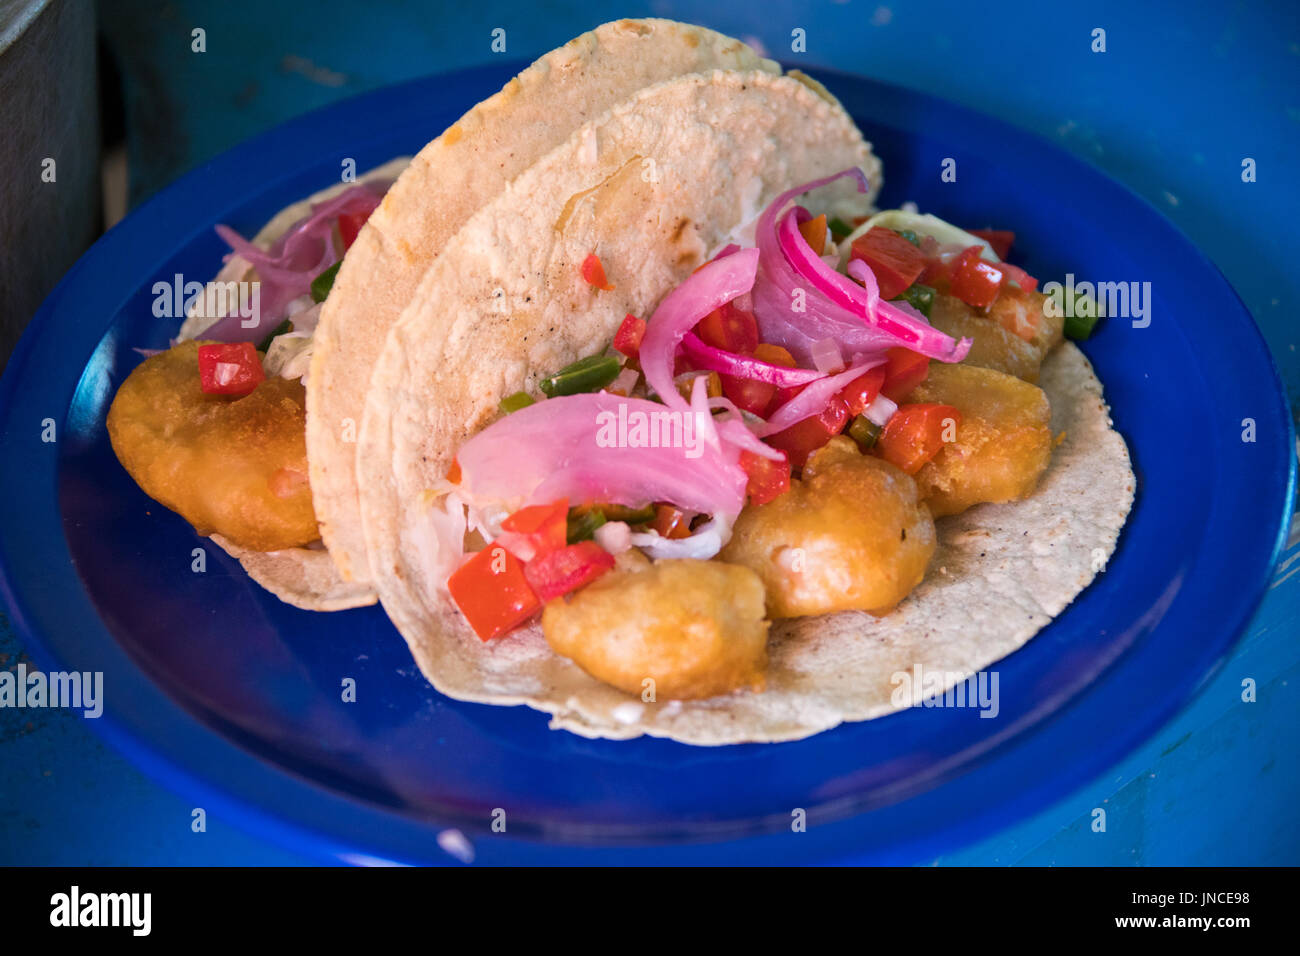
[0,63,1292,865]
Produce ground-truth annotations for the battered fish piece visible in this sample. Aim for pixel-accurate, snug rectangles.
[908,363,1052,518]
[107,341,318,551]
[542,558,769,700]
[992,288,1064,356]
[721,437,936,618]
[927,291,1063,383]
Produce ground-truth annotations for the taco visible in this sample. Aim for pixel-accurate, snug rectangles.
[307,18,779,587]
[108,160,408,610]
[106,19,776,609]
[357,70,1133,744]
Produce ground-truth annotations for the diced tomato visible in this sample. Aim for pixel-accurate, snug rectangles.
[969,229,1015,260]
[197,342,265,396]
[880,347,929,402]
[448,544,540,641]
[580,253,614,291]
[524,541,615,602]
[740,448,791,505]
[836,367,886,417]
[613,314,646,358]
[949,246,1005,309]
[797,214,828,254]
[849,227,928,300]
[999,262,1038,293]
[721,374,776,416]
[498,497,568,561]
[875,403,962,475]
[697,300,759,354]
[337,208,372,250]
[772,382,805,412]
[766,396,851,470]
[446,459,461,484]
[650,504,692,539]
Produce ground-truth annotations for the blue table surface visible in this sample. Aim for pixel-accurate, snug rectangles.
[2,0,1297,865]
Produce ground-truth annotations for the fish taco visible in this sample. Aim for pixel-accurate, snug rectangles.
[109,160,409,610]
[357,69,1133,744]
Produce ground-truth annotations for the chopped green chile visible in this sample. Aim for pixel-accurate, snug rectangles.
[310,261,342,302]
[566,508,607,544]
[255,319,292,352]
[848,414,882,450]
[499,391,536,414]
[539,354,621,397]
[891,282,936,318]
[595,502,656,525]
[828,216,853,241]
[1064,292,1103,340]
[898,229,921,247]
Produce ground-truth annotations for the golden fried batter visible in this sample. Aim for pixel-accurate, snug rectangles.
[908,363,1052,517]
[721,437,936,618]
[927,291,1063,384]
[106,341,318,551]
[542,558,769,700]
[928,294,1043,383]
[992,289,1064,356]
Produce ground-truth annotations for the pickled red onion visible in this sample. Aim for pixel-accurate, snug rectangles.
[679,332,823,387]
[639,248,760,411]
[201,180,391,342]
[759,357,885,436]
[453,391,748,522]
[751,169,971,365]
[705,395,784,461]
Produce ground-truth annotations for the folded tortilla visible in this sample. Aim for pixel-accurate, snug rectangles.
[359,69,981,743]
[374,333,1130,743]
[307,17,780,588]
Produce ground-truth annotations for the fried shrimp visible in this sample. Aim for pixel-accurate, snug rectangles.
[106,341,318,551]
[542,557,769,700]
[721,437,936,617]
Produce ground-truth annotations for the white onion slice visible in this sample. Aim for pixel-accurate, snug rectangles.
[810,337,844,374]
[865,393,897,428]
[594,521,632,555]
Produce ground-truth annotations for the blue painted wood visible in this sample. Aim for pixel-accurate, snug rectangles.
[3,0,1296,864]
